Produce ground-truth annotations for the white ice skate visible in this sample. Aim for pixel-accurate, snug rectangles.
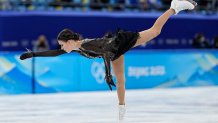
[170,0,197,15]
[118,105,126,121]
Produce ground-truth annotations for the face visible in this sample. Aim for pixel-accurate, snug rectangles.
[58,40,76,53]
[37,35,46,44]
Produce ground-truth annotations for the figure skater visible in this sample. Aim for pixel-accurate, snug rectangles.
[20,0,197,120]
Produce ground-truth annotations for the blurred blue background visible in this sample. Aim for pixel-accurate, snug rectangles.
[0,0,218,94]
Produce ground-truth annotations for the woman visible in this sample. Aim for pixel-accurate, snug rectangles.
[20,0,197,120]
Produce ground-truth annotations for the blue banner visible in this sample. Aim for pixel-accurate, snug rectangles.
[125,50,218,88]
[0,50,218,94]
[34,54,81,93]
[0,52,32,94]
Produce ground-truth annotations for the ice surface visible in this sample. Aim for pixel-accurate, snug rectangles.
[0,87,218,123]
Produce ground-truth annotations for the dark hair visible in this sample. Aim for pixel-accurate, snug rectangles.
[195,33,204,40]
[57,29,80,42]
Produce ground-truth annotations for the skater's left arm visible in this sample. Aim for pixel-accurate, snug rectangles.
[20,49,67,60]
[102,54,116,91]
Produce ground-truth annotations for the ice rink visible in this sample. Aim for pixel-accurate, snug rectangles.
[0,87,218,123]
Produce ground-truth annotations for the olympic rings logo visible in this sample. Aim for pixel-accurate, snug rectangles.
[91,62,105,84]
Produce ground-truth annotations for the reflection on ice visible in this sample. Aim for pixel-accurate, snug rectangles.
[0,87,217,123]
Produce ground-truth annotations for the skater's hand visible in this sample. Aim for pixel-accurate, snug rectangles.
[20,52,34,60]
[105,75,116,91]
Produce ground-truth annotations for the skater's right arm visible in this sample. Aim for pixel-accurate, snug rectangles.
[20,49,67,60]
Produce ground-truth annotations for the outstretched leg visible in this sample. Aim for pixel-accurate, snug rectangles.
[133,0,197,47]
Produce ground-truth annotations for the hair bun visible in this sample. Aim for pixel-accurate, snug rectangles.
[57,29,80,42]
